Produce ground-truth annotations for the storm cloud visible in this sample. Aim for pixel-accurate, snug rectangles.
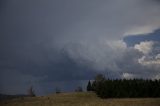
[0,0,160,95]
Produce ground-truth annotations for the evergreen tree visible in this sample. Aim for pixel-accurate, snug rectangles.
[92,74,106,91]
[87,80,92,91]
[91,74,160,98]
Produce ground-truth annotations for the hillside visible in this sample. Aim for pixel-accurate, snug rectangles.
[0,92,160,106]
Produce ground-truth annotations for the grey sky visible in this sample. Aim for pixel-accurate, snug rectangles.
[0,0,160,95]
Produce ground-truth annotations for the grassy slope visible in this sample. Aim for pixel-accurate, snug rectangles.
[0,92,160,106]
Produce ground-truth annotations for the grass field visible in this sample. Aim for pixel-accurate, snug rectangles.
[0,92,160,106]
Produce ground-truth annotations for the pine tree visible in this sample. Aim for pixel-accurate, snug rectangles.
[87,80,92,91]
[92,74,160,98]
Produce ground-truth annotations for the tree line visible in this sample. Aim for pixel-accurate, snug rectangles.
[87,74,160,98]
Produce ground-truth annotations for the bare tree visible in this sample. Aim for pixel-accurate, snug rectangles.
[75,86,83,92]
[28,86,36,97]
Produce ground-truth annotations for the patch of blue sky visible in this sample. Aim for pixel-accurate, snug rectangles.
[123,29,160,47]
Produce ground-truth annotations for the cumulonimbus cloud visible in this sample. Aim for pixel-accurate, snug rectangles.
[1,0,160,95]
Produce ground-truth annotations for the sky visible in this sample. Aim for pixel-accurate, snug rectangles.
[0,0,160,96]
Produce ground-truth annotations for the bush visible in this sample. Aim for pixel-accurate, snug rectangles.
[75,86,83,92]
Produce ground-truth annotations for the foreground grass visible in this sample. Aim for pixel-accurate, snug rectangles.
[0,92,160,106]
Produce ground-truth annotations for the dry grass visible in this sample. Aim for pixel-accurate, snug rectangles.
[0,92,160,106]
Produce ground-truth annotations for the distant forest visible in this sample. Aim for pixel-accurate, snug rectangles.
[87,74,160,98]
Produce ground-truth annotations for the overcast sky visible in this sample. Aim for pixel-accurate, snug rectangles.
[0,0,160,95]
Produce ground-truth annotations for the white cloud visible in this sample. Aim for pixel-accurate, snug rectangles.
[122,73,135,79]
[106,40,127,50]
[123,25,159,36]
[137,42,160,67]
[154,74,160,80]
[134,41,154,54]
[138,55,160,66]
[156,54,160,59]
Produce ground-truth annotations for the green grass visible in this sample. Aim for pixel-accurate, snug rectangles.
[1,92,160,106]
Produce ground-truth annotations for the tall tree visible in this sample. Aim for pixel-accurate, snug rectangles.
[92,74,160,98]
[87,80,92,91]
[92,74,106,91]
[95,74,106,82]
